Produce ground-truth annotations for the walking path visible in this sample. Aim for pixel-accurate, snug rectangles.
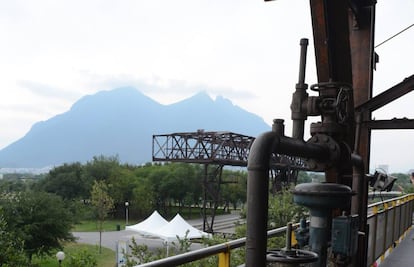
[379,228,414,267]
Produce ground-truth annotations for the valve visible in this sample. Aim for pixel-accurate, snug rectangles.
[266,222,318,266]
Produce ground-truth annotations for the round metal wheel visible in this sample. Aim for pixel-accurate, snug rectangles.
[267,249,318,264]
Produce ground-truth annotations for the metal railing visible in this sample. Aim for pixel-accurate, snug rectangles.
[136,225,293,267]
[136,193,414,267]
[366,193,414,266]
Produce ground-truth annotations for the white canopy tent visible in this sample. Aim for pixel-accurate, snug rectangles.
[124,212,211,256]
[156,214,211,242]
[125,210,168,235]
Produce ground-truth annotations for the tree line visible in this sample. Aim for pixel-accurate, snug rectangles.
[1,154,411,266]
[32,155,248,219]
[0,155,248,266]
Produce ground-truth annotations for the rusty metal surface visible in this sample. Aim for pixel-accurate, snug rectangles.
[152,130,306,233]
[310,0,353,84]
[152,131,253,166]
[362,118,414,129]
[356,74,414,112]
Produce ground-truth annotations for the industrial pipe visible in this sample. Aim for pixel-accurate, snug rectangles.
[291,38,309,140]
[351,153,364,216]
[350,153,367,267]
[246,129,334,266]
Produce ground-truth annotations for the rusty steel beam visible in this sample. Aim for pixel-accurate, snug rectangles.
[362,118,414,130]
[152,131,253,166]
[356,74,414,112]
[152,130,306,233]
[310,0,353,84]
[348,3,376,267]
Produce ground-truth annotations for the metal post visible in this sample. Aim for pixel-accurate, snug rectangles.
[125,201,129,226]
[218,251,230,267]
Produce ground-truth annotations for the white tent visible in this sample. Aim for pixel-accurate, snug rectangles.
[156,213,211,242]
[125,210,168,235]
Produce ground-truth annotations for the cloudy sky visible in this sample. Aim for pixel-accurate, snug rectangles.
[1,0,413,173]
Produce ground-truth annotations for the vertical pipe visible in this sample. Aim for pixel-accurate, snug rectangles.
[272,119,285,136]
[297,38,309,86]
[246,131,280,267]
[291,39,309,141]
[286,222,293,250]
[308,209,330,267]
[246,131,331,266]
[218,252,230,267]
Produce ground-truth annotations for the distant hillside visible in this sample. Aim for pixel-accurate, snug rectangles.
[0,87,270,168]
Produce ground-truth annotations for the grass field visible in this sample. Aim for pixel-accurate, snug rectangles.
[73,207,231,232]
[32,243,115,267]
[73,219,126,232]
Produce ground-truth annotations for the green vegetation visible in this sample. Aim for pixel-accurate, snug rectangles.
[1,191,75,263]
[0,155,247,266]
[2,153,410,266]
[31,243,115,267]
[124,188,305,266]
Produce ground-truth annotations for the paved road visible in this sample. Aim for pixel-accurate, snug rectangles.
[73,212,241,251]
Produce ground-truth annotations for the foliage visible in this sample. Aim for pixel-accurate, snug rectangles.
[221,170,247,210]
[391,173,413,193]
[0,191,75,262]
[64,248,98,267]
[90,180,114,254]
[235,187,307,260]
[0,213,29,267]
[268,188,307,228]
[124,238,156,266]
[36,162,87,200]
[297,171,312,184]
[31,243,114,267]
[32,156,248,221]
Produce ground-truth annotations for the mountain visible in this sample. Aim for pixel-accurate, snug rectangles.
[0,87,271,168]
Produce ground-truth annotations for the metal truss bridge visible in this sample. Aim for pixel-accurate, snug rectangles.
[152,130,306,232]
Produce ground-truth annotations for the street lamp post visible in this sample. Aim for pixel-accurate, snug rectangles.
[56,251,65,267]
[125,201,129,226]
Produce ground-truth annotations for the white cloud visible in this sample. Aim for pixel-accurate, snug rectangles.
[0,0,413,171]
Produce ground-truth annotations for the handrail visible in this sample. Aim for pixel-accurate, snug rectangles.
[136,193,414,267]
[366,193,414,266]
[136,224,296,267]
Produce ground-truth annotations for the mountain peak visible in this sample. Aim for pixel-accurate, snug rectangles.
[0,88,270,168]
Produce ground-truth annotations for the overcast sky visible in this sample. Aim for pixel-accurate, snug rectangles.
[1,0,413,173]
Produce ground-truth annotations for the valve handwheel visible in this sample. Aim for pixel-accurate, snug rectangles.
[267,248,318,264]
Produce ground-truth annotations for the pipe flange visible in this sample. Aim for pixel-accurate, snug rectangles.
[305,134,340,171]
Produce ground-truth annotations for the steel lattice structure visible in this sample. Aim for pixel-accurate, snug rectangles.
[152,130,306,232]
[152,130,253,166]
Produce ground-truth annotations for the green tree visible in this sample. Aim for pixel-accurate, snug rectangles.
[0,213,29,267]
[1,191,75,263]
[36,162,88,200]
[84,155,120,182]
[221,170,247,210]
[91,180,114,254]
[131,176,154,217]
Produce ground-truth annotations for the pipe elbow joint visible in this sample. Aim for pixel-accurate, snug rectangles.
[247,131,280,172]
